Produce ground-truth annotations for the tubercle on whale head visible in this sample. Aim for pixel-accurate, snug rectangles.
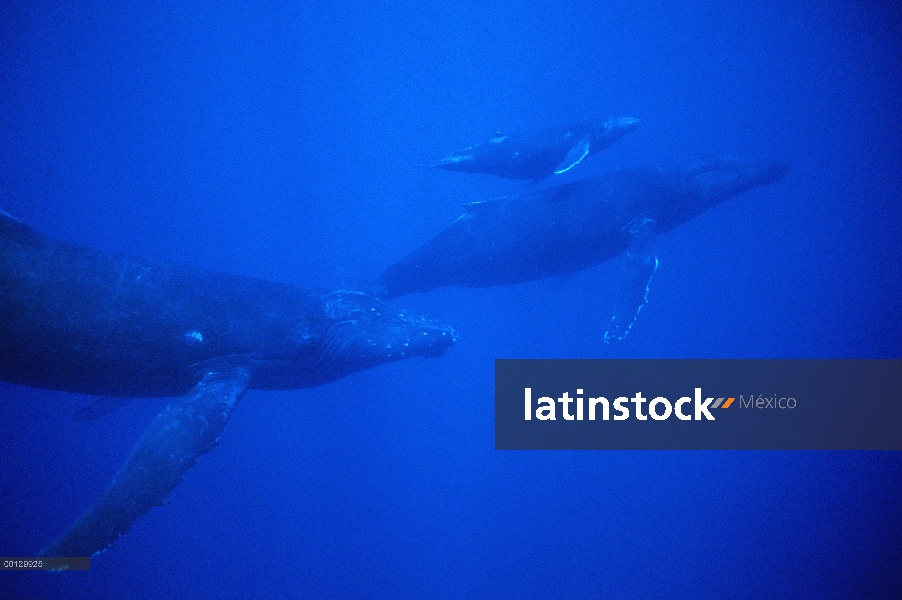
[604,116,640,131]
[686,157,790,201]
[438,150,475,168]
[315,290,457,366]
[597,116,639,143]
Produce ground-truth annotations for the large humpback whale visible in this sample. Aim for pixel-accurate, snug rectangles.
[376,157,789,340]
[0,210,455,558]
[434,117,639,182]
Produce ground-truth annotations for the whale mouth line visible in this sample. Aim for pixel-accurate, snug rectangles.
[318,318,455,364]
[313,290,456,363]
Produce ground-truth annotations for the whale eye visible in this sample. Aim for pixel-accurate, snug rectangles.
[184,330,204,345]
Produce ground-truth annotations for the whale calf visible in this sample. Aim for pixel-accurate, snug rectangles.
[434,117,639,182]
[376,157,789,339]
[0,210,455,557]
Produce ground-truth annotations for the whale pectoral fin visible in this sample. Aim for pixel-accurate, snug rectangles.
[40,366,250,558]
[553,137,591,174]
[464,200,491,212]
[463,196,510,212]
[604,218,658,343]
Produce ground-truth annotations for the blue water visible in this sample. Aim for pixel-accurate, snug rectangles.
[1,1,900,598]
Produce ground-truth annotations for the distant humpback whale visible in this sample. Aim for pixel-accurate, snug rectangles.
[376,157,789,341]
[0,210,455,558]
[434,117,639,182]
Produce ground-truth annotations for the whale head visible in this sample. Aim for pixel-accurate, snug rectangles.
[267,291,456,387]
[604,116,640,132]
[318,290,456,359]
[594,116,639,146]
[437,149,476,169]
[685,157,790,203]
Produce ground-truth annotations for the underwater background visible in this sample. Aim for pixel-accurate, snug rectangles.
[1,0,900,598]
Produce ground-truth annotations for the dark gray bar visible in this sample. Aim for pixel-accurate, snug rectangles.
[495,359,902,450]
[1,557,90,571]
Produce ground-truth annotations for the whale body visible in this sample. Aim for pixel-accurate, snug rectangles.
[0,211,455,558]
[378,157,789,297]
[434,117,639,181]
[376,157,788,339]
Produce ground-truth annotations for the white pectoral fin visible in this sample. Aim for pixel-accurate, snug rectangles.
[553,138,591,174]
[463,201,487,212]
[463,195,510,212]
[604,218,658,343]
[40,366,250,558]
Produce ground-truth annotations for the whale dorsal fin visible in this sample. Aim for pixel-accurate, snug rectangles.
[554,137,591,174]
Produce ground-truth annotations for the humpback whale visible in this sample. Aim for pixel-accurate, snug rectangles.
[434,117,639,182]
[0,210,455,558]
[376,157,789,340]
